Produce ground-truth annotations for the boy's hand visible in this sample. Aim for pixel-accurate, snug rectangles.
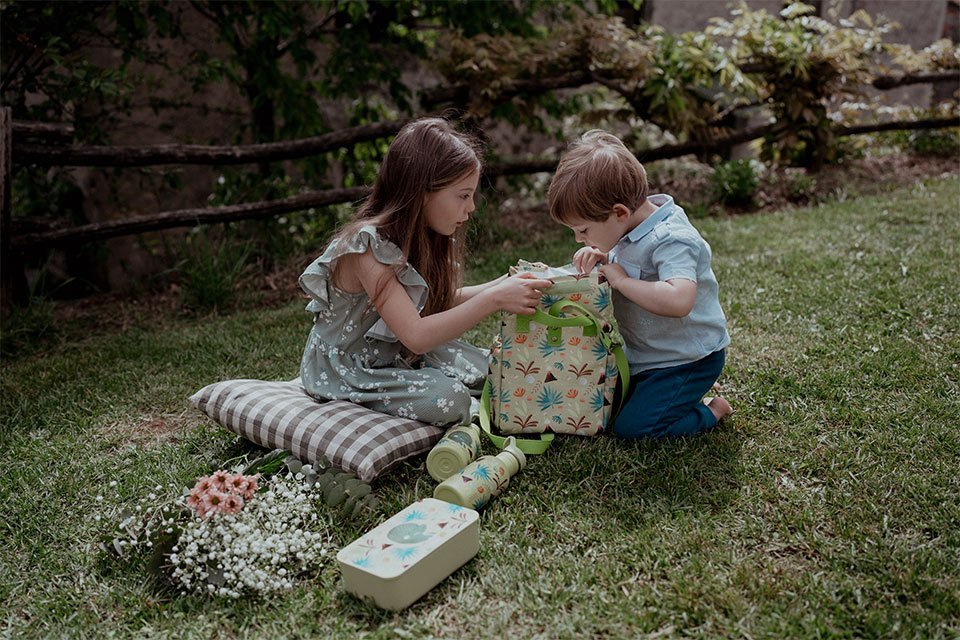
[573,247,607,274]
[598,263,629,289]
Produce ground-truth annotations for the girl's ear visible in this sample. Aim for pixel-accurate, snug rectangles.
[612,203,631,220]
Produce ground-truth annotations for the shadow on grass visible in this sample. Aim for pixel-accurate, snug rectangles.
[522,424,744,528]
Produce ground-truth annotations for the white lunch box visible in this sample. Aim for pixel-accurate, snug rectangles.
[336,497,480,610]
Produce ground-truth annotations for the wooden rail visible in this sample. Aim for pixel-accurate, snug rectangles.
[9,116,957,253]
[1,67,957,307]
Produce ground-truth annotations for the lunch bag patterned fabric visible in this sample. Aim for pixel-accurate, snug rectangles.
[483,262,629,452]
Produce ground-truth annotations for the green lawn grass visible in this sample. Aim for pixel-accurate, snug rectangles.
[2,178,959,639]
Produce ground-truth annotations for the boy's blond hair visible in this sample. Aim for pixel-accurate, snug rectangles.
[547,130,648,224]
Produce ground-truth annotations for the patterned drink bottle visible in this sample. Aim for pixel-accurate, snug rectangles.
[426,423,482,482]
[433,437,527,510]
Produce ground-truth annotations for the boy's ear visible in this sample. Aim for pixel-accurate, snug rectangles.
[612,203,631,219]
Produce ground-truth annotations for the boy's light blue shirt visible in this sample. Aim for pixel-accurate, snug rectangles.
[608,194,730,373]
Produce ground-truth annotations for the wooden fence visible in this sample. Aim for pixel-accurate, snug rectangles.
[1,68,958,306]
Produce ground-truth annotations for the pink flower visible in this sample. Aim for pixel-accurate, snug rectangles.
[222,493,245,515]
[240,475,258,500]
[210,470,231,491]
[201,490,228,517]
[192,475,213,493]
[186,487,204,513]
[225,473,249,494]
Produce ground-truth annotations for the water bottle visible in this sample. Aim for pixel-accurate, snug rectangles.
[433,437,527,510]
[426,423,482,482]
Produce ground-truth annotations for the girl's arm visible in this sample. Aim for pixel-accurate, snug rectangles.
[455,273,508,305]
[347,251,551,354]
[599,263,696,318]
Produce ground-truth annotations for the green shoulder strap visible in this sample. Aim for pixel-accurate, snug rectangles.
[479,379,554,455]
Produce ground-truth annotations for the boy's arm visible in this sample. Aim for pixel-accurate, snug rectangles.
[599,263,696,317]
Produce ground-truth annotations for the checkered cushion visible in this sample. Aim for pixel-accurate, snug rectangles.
[189,379,444,482]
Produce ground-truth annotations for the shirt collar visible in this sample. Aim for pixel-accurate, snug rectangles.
[620,194,674,244]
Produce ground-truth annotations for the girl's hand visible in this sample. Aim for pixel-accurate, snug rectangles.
[491,273,552,315]
[573,247,607,274]
[598,263,629,289]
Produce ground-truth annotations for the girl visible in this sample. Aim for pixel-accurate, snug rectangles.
[299,117,551,426]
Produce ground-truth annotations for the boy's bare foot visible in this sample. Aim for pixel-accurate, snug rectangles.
[705,396,733,422]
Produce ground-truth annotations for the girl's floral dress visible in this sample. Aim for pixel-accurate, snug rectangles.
[299,225,487,426]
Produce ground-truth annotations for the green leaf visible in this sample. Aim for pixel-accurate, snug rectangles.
[325,484,346,507]
[243,449,288,476]
[317,472,335,491]
[285,456,303,475]
[360,494,380,512]
[346,483,372,499]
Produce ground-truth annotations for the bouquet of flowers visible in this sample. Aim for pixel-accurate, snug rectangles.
[101,450,377,598]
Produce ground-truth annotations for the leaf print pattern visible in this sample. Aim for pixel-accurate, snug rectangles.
[537,336,565,357]
[595,287,611,312]
[472,464,492,481]
[592,341,610,360]
[491,264,624,437]
[590,387,605,412]
[512,414,539,431]
[536,386,564,411]
[541,294,563,308]
[566,363,595,379]
[394,546,418,561]
[516,361,541,380]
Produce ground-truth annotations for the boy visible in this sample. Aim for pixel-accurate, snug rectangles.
[547,130,732,438]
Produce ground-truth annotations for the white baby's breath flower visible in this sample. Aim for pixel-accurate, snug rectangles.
[168,474,333,598]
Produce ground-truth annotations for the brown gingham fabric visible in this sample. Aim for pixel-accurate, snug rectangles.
[189,379,444,482]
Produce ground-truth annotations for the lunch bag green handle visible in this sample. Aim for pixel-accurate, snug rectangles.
[515,308,597,344]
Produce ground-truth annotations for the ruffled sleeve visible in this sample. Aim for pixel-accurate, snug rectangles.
[299,225,428,343]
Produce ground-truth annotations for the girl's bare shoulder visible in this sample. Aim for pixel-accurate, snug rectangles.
[335,249,395,293]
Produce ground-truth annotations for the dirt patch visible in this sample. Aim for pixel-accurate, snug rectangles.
[99,410,197,451]
[746,153,959,213]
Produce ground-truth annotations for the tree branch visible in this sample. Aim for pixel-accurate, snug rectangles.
[835,116,960,136]
[484,123,785,176]
[872,70,960,90]
[10,187,371,252]
[10,116,957,253]
[15,118,412,167]
[11,120,75,144]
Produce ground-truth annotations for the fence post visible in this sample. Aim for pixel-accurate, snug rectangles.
[1,107,11,309]
[1,106,26,309]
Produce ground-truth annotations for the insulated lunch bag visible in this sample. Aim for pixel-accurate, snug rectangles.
[482,261,629,453]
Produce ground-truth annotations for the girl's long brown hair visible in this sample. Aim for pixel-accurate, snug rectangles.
[330,117,482,317]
